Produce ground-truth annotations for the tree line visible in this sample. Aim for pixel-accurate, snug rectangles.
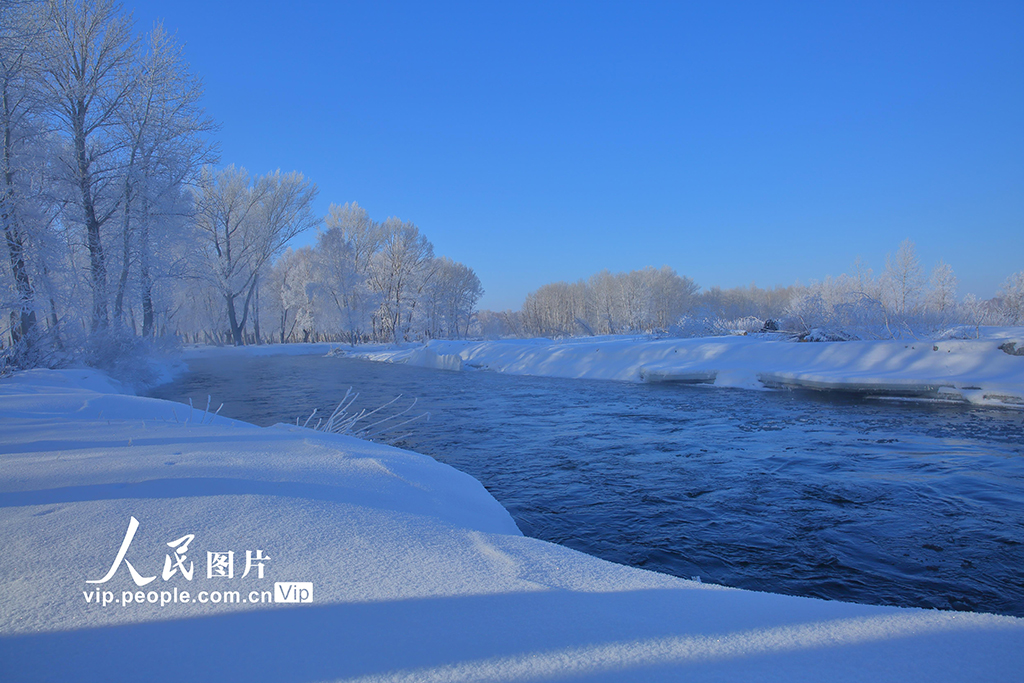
[2,0,213,367]
[3,1,1020,371]
[1,0,482,373]
[173,199,482,346]
[476,241,1023,340]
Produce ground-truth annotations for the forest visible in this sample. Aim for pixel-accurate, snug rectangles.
[2,1,1022,379]
[0,0,482,373]
[478,243,1023,342]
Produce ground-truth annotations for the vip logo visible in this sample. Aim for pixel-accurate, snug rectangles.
[274,582,313,603]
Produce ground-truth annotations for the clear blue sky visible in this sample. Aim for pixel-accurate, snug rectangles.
[129,0,1022,311]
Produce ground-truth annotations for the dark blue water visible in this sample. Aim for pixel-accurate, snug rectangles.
[150,354,1024,617]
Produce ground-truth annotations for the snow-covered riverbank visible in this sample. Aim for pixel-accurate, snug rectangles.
[2,364,1023,681]
[344,329,1024,406]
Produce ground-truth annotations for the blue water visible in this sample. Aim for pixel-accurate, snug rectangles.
[150,354,1024,616]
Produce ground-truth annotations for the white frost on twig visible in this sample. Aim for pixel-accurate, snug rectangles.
[298,387,429,444]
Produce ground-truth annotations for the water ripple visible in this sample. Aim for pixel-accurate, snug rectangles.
[150,354,1024,617]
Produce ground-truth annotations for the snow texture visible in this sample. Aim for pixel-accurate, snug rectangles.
[346,329,1024,406]
[1,365,1023,682]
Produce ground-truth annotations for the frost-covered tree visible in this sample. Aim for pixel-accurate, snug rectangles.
[43,0,138,332]
[420,256,482,339]
[587,270,621,334]
[998,271,1024,325]
[265,246,316,343]
[788,274,887,338]
[926,260,958,325]
[367,217,433,343]
[692,282,798,324]
[0,0,46,354]
[215,202,484,346]
[313,202,381,344]
[961,293,985,338]
[111,23,214,335]
[639,266,698,330]
[193,166,318,346]
[471,308,520,339]
[881,239,924,328]
[518,266,697,337]
[521,280,590,337]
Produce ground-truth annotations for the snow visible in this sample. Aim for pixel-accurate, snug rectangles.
[1,365,1023,681]
[343,329,1024,406]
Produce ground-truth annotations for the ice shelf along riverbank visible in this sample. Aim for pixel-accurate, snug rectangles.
[342,328,1024,407]
[1,357,1023,682]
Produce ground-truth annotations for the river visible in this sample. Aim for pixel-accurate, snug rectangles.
[149,353,1024,616]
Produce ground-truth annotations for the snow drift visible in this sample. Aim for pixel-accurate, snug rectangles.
[347,330,1024,406]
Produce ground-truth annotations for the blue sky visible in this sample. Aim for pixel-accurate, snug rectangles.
[129,0,1022,310]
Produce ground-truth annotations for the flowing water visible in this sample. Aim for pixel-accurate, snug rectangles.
[149,353,1024,616]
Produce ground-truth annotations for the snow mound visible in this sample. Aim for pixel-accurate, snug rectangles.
[403,346,463,371]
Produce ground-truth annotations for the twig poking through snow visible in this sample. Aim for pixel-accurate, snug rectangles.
[171,396,224,426]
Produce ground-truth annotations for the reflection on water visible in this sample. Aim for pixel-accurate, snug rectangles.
[150,353,1024,616]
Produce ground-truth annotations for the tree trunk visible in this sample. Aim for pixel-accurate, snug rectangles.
[1,84,36,350]
[140,194,154,337]
[140,253,153,337]
[252,278,261,344]
[73,105,108,332]
[1,201,35,346]
[226,294,244,346]
[236,278,257,344]
[39,263,63,351]
[113,179,131,323]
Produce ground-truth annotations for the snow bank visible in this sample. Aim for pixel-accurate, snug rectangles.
[346,331,1024,406]
[2,368,1022,682]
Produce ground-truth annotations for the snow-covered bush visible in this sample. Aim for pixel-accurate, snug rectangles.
[672,315,730,338]
[83,330,181,390]
[729,316,764,334]
[785,275,885,339]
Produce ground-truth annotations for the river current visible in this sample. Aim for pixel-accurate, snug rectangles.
[149,353,1024,617]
